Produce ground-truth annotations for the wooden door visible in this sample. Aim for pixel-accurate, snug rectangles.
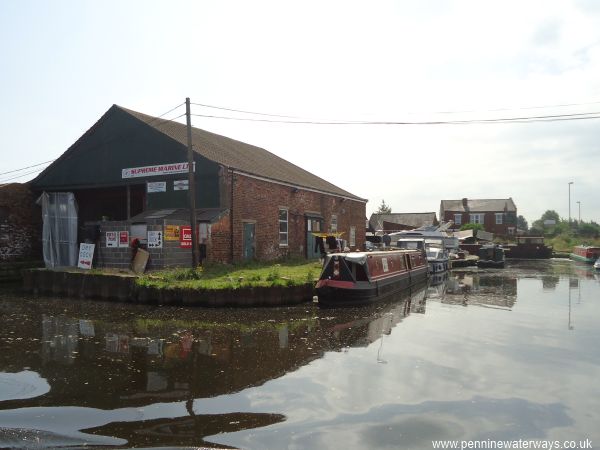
[243,222,255,260]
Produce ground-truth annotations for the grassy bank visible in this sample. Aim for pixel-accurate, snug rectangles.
[137,259,323,290]
[545,235,600,253]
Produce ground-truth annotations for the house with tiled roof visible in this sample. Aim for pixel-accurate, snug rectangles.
[440,198,517,236]
[31,105,366,267]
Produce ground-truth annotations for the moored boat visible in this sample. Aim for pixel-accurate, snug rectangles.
[505,236,552,259]
[395,236,451,274]
[425,243,449,273]
[476,244,505,268]
[316,249,428,306]
[570,245,600,264]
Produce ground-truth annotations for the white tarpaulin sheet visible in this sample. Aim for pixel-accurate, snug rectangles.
[37,192,79,268]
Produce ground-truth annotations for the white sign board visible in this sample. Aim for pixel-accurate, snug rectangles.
[78,243,95,269]
[173,179,189,191]
[148,230,163,249]
[106,231,118,248]
[543,220,556,226]
[122,162,195,179]
[147,181,167,193]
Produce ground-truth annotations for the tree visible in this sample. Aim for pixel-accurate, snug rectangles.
[460,223,484,232]
[577,222,600,238]
[541,210,560,223]
[532,210,569,237]
[376,199,392,214]
[517,215,528,231]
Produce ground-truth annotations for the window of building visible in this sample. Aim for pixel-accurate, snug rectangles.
[350,226,356,247]
[279,208,288,247]
[331,214,338,233]
[508,227,515,235]
[454,214,462,226]
[495,213,503,225]
[307,218,321,232]
[0,206,9,223]
[470,213,483,224]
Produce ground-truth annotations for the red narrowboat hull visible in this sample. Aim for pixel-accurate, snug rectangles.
[316,250,429,306]
[570,246,600,264]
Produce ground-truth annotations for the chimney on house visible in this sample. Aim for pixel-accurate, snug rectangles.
[462,197,469,211]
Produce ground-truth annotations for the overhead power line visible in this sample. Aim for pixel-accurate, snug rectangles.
[0,167,47,184]
[156,102,185,118]
[191,102,313,120]
[192,99,600,119]
[0,159,55,176]
[191,111,600,126]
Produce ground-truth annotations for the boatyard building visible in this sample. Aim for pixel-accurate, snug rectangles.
[30,105,367,269]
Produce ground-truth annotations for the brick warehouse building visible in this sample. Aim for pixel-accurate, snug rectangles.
[30,105,366,268]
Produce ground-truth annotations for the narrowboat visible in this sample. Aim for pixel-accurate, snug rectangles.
[570,245,600,264]
[395,237,449,274]
[504,236,553,259]
[315,249,429,306]
[476,244,505,268]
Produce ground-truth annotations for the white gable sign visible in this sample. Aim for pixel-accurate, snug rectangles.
[122,162,194,179]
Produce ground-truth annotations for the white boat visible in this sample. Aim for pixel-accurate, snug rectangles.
[380,224,459,274]
[387,223,459,252]
[425,242,450,273]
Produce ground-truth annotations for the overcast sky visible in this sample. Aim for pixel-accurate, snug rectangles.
[1,1,599,224]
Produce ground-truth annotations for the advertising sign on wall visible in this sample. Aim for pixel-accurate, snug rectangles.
[106,231,118,248]
[165,225,180,241]
[121,162,195,179]
[148,231,163,249]
[119,231,129,248]
[147,181,167,193]
[77,243,95,269]
[180,226,192,248]
[173,179,189,191]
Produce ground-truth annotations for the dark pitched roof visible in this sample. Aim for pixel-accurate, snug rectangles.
[117,106,366,202]
[369,212,438,230]
[441,198,517,212]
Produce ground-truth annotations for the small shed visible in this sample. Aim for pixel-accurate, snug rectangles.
[92,208,228,270]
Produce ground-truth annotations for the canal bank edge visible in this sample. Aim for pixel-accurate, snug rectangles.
[22,269,314,307]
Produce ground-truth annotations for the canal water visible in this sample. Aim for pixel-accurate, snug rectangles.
[1,259,599,449]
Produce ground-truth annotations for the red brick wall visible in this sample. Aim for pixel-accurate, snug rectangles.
[444,211,514,235]
[218,173,366,263]
[206,213,231,264]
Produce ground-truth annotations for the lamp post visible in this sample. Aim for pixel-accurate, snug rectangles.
[568,182,574,226]
[576,201,581,223]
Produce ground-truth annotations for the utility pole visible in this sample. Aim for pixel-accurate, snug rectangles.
[576,201,581,223]
[568,181,573,227]
[186,97,200,267]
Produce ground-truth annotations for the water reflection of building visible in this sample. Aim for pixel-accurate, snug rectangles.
[42,315,80,364]
[437,272,518,310]
[3,286,429,447]
[318,283,428,350]
[542,275,559,291]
